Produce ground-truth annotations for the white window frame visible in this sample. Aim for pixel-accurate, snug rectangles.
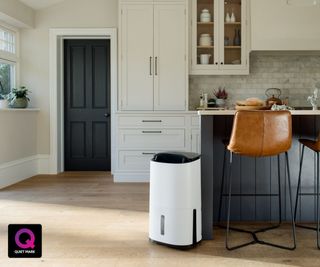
[0,22,19,89]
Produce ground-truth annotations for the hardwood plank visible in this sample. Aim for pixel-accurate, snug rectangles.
[0,172,319,267]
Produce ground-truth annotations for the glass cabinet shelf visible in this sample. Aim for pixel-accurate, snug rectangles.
[191,0,249,75]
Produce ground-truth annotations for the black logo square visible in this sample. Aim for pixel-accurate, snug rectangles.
[8,224,42,258]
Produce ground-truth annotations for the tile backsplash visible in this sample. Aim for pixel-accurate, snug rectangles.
[189,52,320,109]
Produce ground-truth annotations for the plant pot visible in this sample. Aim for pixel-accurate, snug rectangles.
[10,98,28,108]
[0,99,9,109]
[215,99,226,107]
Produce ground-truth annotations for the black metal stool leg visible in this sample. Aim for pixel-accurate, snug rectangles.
[225,153,296,251]
[294,144,305,222]
[285,152,297,250]
[226,151,233,250]
[218,148,227,224]
[317,152,320,249]
[278,155,282,224]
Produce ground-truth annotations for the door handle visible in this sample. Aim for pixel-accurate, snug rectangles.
[104,113,110,118]
[149,56,153,76]
[155,57,158,76]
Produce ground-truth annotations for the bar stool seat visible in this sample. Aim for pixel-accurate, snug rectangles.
[221,110,296,251]
[299,138,320,152]
[295,135,320,249]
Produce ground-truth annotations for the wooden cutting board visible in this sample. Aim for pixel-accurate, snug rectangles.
[235,105,268,111]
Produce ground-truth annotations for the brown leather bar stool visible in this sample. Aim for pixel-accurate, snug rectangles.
[294,134,320,249]
[224,110,296,250]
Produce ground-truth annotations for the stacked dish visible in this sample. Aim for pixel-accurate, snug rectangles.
[235,98,267,110]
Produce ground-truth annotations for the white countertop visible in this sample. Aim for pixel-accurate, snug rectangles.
[198,109,320,116]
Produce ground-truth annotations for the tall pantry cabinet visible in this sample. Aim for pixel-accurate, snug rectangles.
[115,0,193,182]
[119,0,188,111]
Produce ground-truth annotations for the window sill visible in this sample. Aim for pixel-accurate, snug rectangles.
[0,108,40,112]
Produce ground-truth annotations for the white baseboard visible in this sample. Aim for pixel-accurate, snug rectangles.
[0,154,50,189]
[113,172,150,183]
[37,154,50,174]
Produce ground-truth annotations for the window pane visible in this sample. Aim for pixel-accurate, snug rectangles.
[0,63,13,95]
[0,27,15,54]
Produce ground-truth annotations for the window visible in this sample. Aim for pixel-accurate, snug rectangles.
[0,25,18,95]
[0,27,15,54]
[0,62,15,95]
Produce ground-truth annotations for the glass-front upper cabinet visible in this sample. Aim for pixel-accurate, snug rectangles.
[191,0,249,75]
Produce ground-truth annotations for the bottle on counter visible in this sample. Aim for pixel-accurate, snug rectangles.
[200,94,204,108]
[203,93,208,108]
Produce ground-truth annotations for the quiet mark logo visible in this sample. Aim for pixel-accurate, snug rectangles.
[8,224,42,258]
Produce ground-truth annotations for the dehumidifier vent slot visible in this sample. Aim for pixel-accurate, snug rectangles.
[161,215,165,235]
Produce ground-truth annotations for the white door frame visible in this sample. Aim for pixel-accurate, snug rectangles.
[49,28,117,174]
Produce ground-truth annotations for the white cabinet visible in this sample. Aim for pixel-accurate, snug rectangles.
[190,0,249,75]
[191,129,200,153]
[119,1,188,111]
[191,115,200,153]
[113,113,200,182]
[120,4,154,110]
[251,0,320,51]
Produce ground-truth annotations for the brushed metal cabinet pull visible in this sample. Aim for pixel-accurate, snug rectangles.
[142,120,162,123]
[142,131,162,134]
[155,56,158,76]
[142,152,156,155]
[149,56,153,76]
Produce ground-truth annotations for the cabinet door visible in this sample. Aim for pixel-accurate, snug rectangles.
[219,0,248,70]
[120,4,154,111]
[251,0,320,50]
[191,0,219,72]
[153,3,187,111]
[191,129,200,153]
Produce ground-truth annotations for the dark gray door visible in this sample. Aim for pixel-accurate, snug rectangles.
[64,39,111,171]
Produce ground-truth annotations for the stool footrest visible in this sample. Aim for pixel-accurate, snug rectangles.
[296,223,318,231]
[218,224,295,251]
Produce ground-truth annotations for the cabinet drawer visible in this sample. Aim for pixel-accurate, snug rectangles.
[118,129,185,149]
[118,116,185,127]
[118,150,158,171]
[191,116,200,127]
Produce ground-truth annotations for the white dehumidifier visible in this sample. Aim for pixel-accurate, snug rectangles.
[149,152,202,248]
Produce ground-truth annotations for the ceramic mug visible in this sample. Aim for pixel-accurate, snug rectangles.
[200,54,211,65]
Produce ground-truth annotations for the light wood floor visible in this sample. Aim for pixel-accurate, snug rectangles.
[0,172,319,267]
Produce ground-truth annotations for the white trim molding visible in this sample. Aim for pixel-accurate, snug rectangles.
[49,28,118,174]
[0,154,50,189]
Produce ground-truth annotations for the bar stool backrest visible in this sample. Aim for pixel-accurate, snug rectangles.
[227,110,292,157]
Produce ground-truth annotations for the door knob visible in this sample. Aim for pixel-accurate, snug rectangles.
[104,113,110,118]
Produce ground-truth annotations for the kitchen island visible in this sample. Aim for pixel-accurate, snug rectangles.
[199,109,320,240]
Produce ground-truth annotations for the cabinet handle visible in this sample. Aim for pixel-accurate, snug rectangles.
[215,62,218,65]
[221,62,224,65]
[155,56,158,76]
[142,152,157,155]
[142,131,162,134]
[149,56,153,76]
[142,120,162,123]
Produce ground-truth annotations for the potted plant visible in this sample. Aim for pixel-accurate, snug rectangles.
[214,87,228,106]
[8,86,31,108]
[0,81,9,109]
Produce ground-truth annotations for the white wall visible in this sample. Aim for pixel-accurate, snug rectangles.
[0,0,34,28]
[0,111,37,164]
[20,0,118,155]
[0,110,43,189]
